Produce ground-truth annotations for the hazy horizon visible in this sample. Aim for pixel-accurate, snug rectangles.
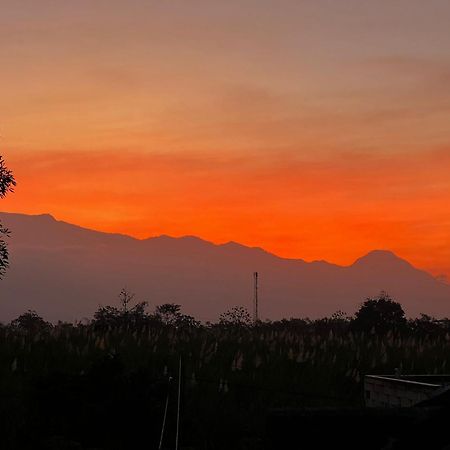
[0,209,442,272]
[1,210,449,323]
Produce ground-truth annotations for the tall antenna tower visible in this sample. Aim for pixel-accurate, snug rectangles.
[253,272,259,323]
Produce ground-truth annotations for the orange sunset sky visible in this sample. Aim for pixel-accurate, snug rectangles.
[1,1,449,278]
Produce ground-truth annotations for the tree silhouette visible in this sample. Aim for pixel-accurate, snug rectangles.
[155,303,182,325]
[154,303,200,327]
[11,310,51,333]
[93,288,149,329]
[0,155,16,279]
[351,291,407,334]
[119,287,135,312]
[219,306,252,327]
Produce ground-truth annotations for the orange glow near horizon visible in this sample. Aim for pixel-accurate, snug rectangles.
[2,147,449,278]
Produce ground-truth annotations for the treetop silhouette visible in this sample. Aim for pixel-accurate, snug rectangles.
[0,155,16,279]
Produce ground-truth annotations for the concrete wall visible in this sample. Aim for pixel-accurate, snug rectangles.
[364,376,439,408]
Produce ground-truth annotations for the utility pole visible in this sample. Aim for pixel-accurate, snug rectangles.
[253,272,259,323]
[158,376,172,450]
[175,356,182,450]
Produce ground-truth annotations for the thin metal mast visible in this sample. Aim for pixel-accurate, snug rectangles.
[175,356,182,450]
[158,377,171,450]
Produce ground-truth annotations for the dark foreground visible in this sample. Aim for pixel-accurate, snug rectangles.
[1,306,450,449]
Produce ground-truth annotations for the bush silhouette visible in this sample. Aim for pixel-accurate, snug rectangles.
[351,292,407,334]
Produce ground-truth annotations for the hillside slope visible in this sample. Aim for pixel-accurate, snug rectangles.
[0,212,448,322]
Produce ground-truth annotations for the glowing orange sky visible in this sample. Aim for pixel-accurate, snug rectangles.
[1,1,450,278]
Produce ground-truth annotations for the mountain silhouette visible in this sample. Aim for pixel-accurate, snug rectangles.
[0,212,448,322]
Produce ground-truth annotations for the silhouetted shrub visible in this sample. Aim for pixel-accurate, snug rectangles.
[11,310,51,333]
[350,292,407,334]
[219,306,252,327]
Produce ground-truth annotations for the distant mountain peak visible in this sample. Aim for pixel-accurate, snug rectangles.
[37,213,56,221]
[1,211,55,221]
[219,240,277,257]
[352,249,412,269]
[143,234,217,251]
[0,210,449,320]
[220,240,244,248]
[361,249,399,260]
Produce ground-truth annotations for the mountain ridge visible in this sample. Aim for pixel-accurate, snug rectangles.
[0,211,448,322]
[0,210,417,268]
